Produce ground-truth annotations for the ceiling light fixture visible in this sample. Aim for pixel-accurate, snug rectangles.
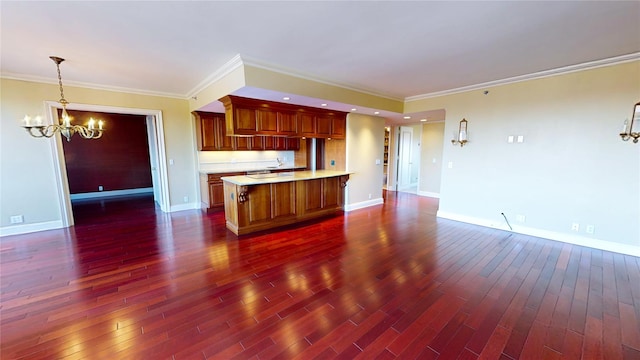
[420,119,427,122]
[620,101,639,143]
[374,111,380,115]
[283,97,290,101]
[21,56,104,142]
[351,108,357,112]
[321,103,327,107]
[403,116,411,119]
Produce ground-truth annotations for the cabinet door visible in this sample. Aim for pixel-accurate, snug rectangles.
[277,111,298,135]
[210,182,225,208]
[323,177,341,208]
[330,116,346,139]
[271,182,296,219]
[298,113,316,137]
[286,138,300,150]
[303,179,323,212]
[234,107,258,134]
[245,184,272,225]
[197,116,217,151]
[234,137,251,151]
[256,109,278,134]
[315,115,332,137]
[213,115,234,150]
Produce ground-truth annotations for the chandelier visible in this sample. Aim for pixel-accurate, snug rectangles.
[21,56,104,141]
[619,101,639,143]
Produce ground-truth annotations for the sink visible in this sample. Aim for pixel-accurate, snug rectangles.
[246,173,278,179]
[277,172,294,177]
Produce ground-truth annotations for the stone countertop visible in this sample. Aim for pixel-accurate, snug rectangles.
[199,165,306,175]
[221,170,351,186]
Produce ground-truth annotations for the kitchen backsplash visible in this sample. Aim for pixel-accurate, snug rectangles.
[198,150,295,172]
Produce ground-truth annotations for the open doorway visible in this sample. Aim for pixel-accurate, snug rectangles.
[396,126,420,194]
[46,102,170,228]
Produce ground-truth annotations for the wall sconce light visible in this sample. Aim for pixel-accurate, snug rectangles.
[451,118,468,147]
[620,101,640,143]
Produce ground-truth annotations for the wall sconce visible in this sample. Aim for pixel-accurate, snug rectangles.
[451,118,468,146]
[620,101,640,143]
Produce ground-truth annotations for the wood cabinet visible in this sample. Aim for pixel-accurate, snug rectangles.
[300,176,343,215]
[194,112,233,151]
[201,172,242,212]
[223,172,349,235]
[194,111,300,151]
[220,95,347,139]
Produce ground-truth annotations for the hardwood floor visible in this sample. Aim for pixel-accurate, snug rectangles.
[1,192,639,359]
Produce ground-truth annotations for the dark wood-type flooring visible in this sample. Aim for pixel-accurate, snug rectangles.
[1,192,639,359]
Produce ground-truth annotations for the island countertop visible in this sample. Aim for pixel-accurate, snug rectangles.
[221,170,352,186]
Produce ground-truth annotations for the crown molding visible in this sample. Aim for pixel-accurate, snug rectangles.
[1,73,186,100]
[185,54,244,99]
[240,55,404,103]
[406,52,640,102]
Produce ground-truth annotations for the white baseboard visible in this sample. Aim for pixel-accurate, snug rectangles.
[344,198,384,212]
[170,202,200,212]
[0,220,64,237]
[417,191,440,198]
[71,187,153,200]
[436,211,640,257]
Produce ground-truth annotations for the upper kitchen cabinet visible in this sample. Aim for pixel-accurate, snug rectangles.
[298,112,346,139]
[193,112,233,151]
[220,95,346,139]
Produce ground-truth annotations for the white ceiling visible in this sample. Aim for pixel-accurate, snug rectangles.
[2,1,639,124]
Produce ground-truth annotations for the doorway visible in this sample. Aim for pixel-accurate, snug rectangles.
[396,126,417,193]
[46,102,170,227]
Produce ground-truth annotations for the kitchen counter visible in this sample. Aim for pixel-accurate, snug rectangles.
[221,170,351,235]
[221,170,351,186]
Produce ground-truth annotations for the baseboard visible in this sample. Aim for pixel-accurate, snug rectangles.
[436,211,640,257]
[417,191,440,198]
[170,202,200,212]
[70,187,153,200]
[344,198,384,212]
[0,220,64,237]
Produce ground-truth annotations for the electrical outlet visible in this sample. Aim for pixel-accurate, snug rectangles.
[516,214,526,223]
[586,225,595,234]
[10,215,23,224]
[508,136,514,143]
[571,223,580,231]
[368,193,372,199]
[448,162,453,169]
[98,185,104,191]
[183,196,189,203]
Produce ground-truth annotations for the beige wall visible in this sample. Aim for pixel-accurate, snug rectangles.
[345,113,385,209]
[1,78,194,231]
[407,61,640,253]
[419,122,445,196]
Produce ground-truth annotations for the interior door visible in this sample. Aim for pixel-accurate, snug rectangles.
[397,126,413,191]
[146,116,161,204]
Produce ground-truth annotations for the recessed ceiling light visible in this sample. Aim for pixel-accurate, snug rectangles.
[283,97,290,101]
[374,111,380,115]
[420,119,427,122]
[351,108,357,112]
[403,116,411,119]
[321,103,327,107]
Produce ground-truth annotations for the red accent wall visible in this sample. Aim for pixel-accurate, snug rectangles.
[61,110,152,194]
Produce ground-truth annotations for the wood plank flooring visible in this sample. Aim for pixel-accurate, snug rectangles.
[1,192,639,359]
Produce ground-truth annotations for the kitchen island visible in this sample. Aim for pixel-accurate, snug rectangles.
[221,170,350,235]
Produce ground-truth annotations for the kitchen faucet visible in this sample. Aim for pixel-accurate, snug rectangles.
[276,158,283,167]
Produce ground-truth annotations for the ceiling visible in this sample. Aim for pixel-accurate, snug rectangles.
[2,1,639,124]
